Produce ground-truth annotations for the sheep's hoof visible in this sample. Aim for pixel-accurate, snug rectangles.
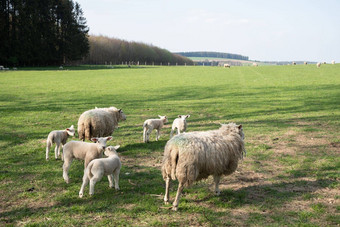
[79,194,83,198]
[172,206,178,211]
[164,201,169,205]
[46,158,49,161]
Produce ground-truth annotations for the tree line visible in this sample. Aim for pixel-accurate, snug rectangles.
[0,0,89,67]
[81,35,194,66]
[176,51,249,61]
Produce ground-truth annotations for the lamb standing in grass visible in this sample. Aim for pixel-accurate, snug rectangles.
[46,125,75,160]
[317,62,321,68]
[162,123,245,211]
[170,115,190,138]
[62,136,112,183]
[143,115,168,143]
[78,107,126,141]
[79,145,121,198]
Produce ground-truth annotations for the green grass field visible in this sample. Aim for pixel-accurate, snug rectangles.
[1,64,339,226]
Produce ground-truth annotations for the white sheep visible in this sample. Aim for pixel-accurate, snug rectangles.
[331,60,335,64]
[316,62,321,68]
[143,115,168,143]
[252,63,258,67]
[46,125,75,160]
[223,64,230,68]
[62,136,112,183]
[79,145,121,198]
[78,107,126,141]
[170,115,190,138]
[162,123,245,211]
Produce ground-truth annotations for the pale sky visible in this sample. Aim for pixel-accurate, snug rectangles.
[76,0,340,62]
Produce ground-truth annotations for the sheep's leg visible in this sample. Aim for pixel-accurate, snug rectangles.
[46,142,51,160]
[89,175,102,196]
[63,158,73,184]
[79,171,89,198]
[172,183,184,211]
[164,177,170,204]
[177,128,181,135]
[156,129,160,141]
[61,145,64,161]
[113,170,120,190]
[143,127,146,143]
[108,174,114,188]
[146,129,151,143]
[170,129,174,138]
[213,175,221,196]
[55,143,61,160]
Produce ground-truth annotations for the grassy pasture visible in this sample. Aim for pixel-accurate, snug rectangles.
[0,64,339,226]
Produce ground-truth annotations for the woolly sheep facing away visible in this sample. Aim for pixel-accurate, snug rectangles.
[46,125,75,160]
[316,62,321,68]
[161,123,245,211]
[62,136,112,183]
[143,115,168,143]
[170,115,190,138]
[78,107,126,141]
[79,145,121,198]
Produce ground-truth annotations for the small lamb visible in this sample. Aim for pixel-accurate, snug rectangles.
[143,115,168,143]
[79,145,121,198]
[63,136,112,183]
[46,125,75,160]
[170,115,190,138]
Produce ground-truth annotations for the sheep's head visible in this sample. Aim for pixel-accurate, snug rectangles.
[178,115,190,121]
[159,115,168,123]
[91,136,113,151]
[66,125,75,137]
[104,145,120,156]
[220,123,244,140]
[118,109,127,121]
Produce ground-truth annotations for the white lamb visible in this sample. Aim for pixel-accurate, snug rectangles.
[46,125,75,160]
[316,62,321,68]
[79,145,121,198]
[170,115,190,138]
[143,115,168,143]
[331,60,335,64]
[62,136,112,183]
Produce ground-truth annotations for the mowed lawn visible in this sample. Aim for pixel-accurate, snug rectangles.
[0,65,339,226]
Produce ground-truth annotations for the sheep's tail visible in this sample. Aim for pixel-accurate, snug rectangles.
[87,161,94,179]
[84,119,92,141]
[169,147,179,180]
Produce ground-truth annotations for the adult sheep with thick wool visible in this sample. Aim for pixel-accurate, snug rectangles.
[78,107,126,141]
[161,123,245,211]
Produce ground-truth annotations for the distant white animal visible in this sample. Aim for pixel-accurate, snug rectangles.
[170,115,190,138]
[79,145,121,198]
[252,63,258,67]
[316,62,321,68]
[223,64,230,68]
[46,125,75,160]
[331,60,335,64]
[143,115,168,143]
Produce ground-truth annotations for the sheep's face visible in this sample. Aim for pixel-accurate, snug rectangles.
[66,125,75,137]
[104,145,120,156]
[159,115,168,123]
[91,136,113,151]
[178,115,190,121]
[118,109,127,121]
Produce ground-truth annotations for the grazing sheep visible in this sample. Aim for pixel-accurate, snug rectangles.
[46,125,75,160]
[62,136,112,183]
[223,64,230,68]
[252,63,258,67]
[316,62,321,68]
[331,60,335,64]
[143,115,168,143]
[162,123,245,211]
[292,62,296,65]
[304,62,307,65]
[170,115,190,138]
[78,107,126,141]
[79,145,121,198]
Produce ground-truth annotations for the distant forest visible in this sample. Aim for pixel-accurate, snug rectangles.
[81,36,194,66]
[176,51,249,61]
[1,0,89,66]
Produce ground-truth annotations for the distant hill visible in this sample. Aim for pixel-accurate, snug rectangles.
[175,51,249,61]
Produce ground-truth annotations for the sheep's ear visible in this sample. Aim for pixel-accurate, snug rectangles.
[178,115,182,118]
[118,109,122,113]
[238,125,243,129]
[70,125,74,129]
[114,145,120,150]
[186,115,190,118]
[106,136,113,141]
[91,137,98,142]
[158,115,162,118]
[95,106,98,109]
